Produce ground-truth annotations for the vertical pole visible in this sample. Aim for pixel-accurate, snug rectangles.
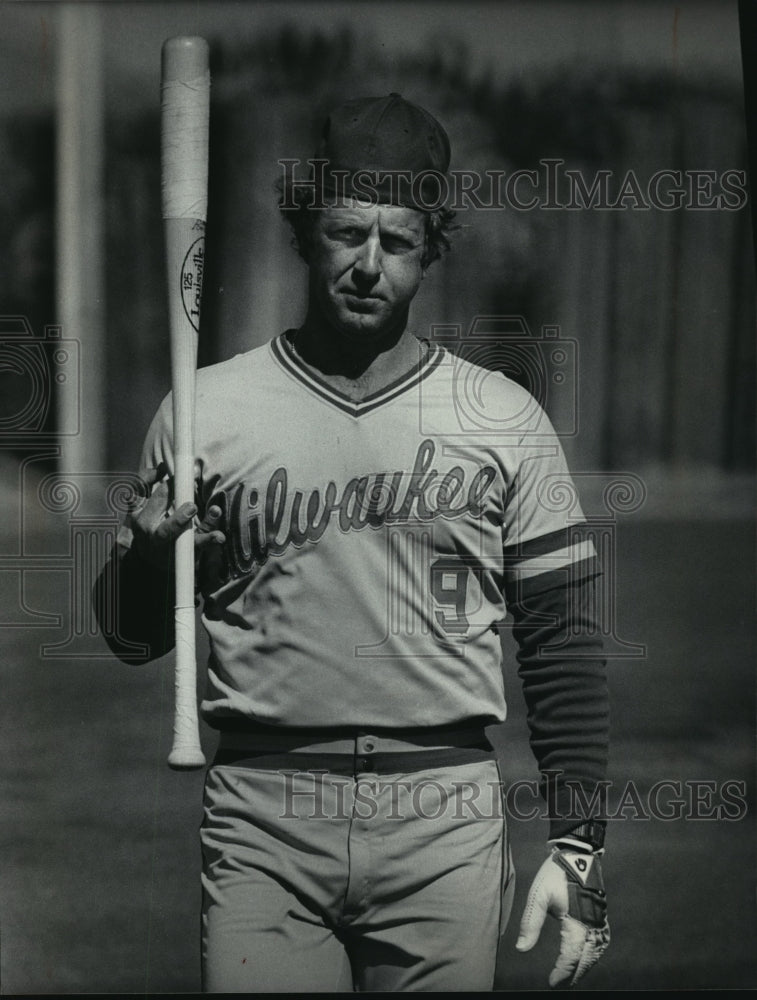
[56,3,106,480]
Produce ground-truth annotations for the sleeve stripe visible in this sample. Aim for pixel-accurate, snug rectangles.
[503,523,593,558]
[505,556,601,604]
[504,539,597,581]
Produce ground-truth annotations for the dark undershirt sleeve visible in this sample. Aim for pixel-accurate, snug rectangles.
[92,394,181,664]
[92,542,177,664]
[504,529,610,843]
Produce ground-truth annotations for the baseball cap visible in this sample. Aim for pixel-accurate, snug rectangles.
[313,93,451,211]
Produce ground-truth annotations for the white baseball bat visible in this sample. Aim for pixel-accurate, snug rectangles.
[161,36,209,769]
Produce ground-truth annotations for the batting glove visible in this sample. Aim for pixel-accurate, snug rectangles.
[516,845,610,989]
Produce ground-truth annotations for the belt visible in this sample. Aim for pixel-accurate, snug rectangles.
[210,722,495,775]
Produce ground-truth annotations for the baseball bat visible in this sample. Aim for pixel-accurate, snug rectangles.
[161,36,209,769]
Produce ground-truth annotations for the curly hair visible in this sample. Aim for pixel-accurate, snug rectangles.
[276,178,458,270]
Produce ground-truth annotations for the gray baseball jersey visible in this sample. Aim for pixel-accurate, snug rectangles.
[138,332,597,731]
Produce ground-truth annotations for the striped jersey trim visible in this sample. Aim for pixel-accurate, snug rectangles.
[511,540,597,580]
[503,525,601,601]
[508,557,601,603]
[270,332,445,416]
[503,526,582,559]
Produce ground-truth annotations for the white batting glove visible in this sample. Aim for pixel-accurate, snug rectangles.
[516,846,610,989]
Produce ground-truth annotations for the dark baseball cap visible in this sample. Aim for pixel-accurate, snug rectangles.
[313,93,451,211]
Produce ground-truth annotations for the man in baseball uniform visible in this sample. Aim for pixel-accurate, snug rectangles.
[97,94,610,992]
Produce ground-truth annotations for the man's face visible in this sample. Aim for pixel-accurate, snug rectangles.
[307,202,427,343]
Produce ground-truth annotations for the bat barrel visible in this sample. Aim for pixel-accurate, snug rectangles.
[161,36,210,222]
[162,35,209,84]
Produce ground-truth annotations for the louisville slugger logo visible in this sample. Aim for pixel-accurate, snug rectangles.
[181,236,205,333]
[210,439,497,578]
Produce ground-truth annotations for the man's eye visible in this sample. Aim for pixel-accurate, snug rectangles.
[382,237,417,254]
[330,228,364,244]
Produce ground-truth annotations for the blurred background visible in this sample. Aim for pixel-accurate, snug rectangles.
[0,0,754,993]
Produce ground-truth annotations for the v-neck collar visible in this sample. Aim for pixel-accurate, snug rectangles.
[270,331,445,417]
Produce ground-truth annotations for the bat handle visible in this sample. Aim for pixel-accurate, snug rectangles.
[168,600,205,769]
[166,403,205,770]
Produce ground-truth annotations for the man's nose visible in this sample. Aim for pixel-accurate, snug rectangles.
[352,234,382,285]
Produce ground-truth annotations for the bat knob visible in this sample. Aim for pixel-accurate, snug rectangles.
[167,746,206,770]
